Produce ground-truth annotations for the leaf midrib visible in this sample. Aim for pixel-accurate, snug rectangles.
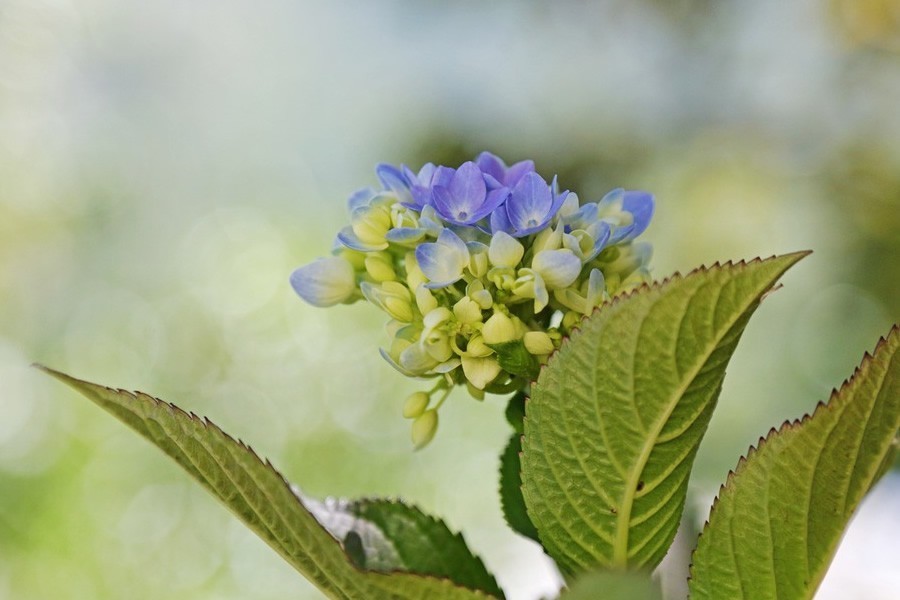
[612,281,735,566]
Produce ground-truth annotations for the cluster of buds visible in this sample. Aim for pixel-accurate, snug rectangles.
[291,152,654,447]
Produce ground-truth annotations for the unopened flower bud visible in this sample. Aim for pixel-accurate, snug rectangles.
[361,281,414,322]
[482,311,518,345]
[290,256,357,307]
[402,392,430,419]
[365,253,396,282]
[468,245,490,278]
[415,285,438,314]
[453,297,483,325]
[524,331,555,355]
[411,409,439,449]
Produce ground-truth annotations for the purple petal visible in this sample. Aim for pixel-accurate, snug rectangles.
[468,186,509,223]
[491,207,513,234]
[406,185,432,210]
[475,151,506,184]
[431,185,461,223]
[448,162,487,216]
[431,166,455,188]
[505,160,536,187]
[507,172,553,232]
[416,163,436,185]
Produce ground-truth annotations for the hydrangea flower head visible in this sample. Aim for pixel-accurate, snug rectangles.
[290,152,656,446]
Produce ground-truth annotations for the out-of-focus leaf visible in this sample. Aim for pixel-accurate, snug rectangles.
[689,326,900,599]
[559,569,662,600]
[39,367,502,600]
[522,253,808,576]
[498,433,539,542]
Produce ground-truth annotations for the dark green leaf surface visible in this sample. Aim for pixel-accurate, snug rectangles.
[489,340,539,380]
[522,254,808,576]
[39,367,501,600]
[689,326,900,600]
[344,499,503,598]
[498,434,540,542]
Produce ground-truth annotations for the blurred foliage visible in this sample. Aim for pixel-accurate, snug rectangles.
[1,1,898,599]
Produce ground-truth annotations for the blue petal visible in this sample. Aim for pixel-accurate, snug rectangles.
[490,206,513,235]
[385,227,426,244]
[432,166,455,189]
[347,187,376,212]
[532,249,582,289]
[448,162,487,219]
[475,151,506,184]
[337,226,388,251]
[505,159,535,187]
[621,191,654,240]
[431,185,462,224]
[415,229,469,288]
[468,186,509,223]
[290,257,356,307]
[585,221,612,261]
[376,163,408,191]
[507,172,552,233]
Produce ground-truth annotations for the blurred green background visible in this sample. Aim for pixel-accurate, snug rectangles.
[1,1,898,599]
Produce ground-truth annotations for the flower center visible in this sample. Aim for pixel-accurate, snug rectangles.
[458,211,469,220]
[527,218,539,227]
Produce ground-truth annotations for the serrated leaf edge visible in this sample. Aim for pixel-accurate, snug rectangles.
[687,324,900,596]
[523,252,810,570]
[36,365,501,600]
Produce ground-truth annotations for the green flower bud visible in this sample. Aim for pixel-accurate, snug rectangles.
[453,297,483,325]
[488,231,525,268]
[467,280,494,310]
[361,281,414,322]
[468,245,490,278]
[365,253,396,282]
[351,205,392,247]
[415,285,439,315]
[482,311,518,345]
[405,252,427,289]
[411,409,439,449]
[524,331,555,355]
[402,391,430,419]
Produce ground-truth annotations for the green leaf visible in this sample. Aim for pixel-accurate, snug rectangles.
[505,391,526,435]
[38,367,502,600]
[336,499,504,598]
[498,433,540,542]
[559,570,662,600]
[521,253,808,576]
[689,326,900,600]
[489,340,539,380]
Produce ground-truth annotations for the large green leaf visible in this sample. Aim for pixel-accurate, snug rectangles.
[522,253,808,576]
[689,326,900,600]
[39,367,502,600]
